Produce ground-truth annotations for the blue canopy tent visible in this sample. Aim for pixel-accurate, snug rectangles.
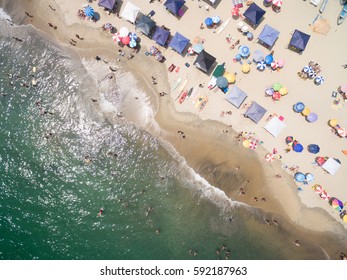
[258,24,279,49]
[193,50,216,74]
[98,0,116,10]
[289,29,310,52]
[245,102,267,123]
[243,3,266,28]
[152,26,170,46]
[169,32,189,54]
[225,86,248,109]
[164,0,186,17]
[135,12,156,37]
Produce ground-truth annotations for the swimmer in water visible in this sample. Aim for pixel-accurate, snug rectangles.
[97,208,104,217]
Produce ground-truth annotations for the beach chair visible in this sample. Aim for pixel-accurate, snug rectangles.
[148,10,155,18]
[310,0,321,6]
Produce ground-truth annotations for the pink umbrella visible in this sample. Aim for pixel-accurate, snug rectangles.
[273,0,283,7]
[272,91,281,101]
[112,32,122,43]
[232,7,240,16]
[121,36,130,45]
[277,59,285,68]
[265,153,275,162]
[336,127,347,137]
[313,184,323,194]
[340,84,347,93]
[319,190,331,201]
[271,61,279,69]
[249,141,258,150]
[187,47,194,55]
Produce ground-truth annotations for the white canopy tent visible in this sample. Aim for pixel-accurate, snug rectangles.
[120,1,141,23]
[264,116,286,137]
[321,158,341,175]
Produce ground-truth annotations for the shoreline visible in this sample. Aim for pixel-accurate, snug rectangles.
[1,0,347,256]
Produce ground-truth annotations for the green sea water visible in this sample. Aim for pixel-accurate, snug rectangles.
[0,17,329,260]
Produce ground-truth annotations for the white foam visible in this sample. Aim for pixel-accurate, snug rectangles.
[0,8,12,22]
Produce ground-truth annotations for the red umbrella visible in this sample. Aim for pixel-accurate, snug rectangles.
[273,0,283,7]
[271,61,279,69]
[272,91,281,100]
[112,32,122,43]
[315,156,326,166]
[232,7,239,16]
[121,36,130,45]
[265,153,275,162]
[319,190,330,201]
[249,141,258,150]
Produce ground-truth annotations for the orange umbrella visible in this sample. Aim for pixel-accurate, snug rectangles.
[342,150,347,156]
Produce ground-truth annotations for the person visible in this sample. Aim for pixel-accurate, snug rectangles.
[342,64,347,69]
[95,56,101,61]
[200,23,204,29]
[294,240,301,246]
[97,208,104,217]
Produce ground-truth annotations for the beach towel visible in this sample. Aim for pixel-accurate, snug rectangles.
[311,18,331,36]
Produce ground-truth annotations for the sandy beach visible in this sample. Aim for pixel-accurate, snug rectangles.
[2,0,347,257]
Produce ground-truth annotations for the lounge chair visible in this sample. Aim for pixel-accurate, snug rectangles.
[310,0,321,6]
[338,4,347,25]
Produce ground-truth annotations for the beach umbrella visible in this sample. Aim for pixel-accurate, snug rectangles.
[119,26,129,37]
[242,139,250,148]
[224,72,236,83]
[307,69,316,79]
[312,184,323,194]
[294,172,305,182]
[302,65,313,73]
[84,6,95,17]
[104,23,113,30]
[320,190,330,201]
[235,54,242,62]
[265,54,274,65]
[187,47,194,55]
[293,102,305,113]
[129,39,137,48]
[192,44,204,53]
[329,197,344,211]
[307,144,320,154]
[279,87,288,96]
[237,21,244,29]
[121,36,130,45]
[247,32,253,40]
[216,76,228,88]
[112,32,122,42]
[241,25,249,34]
[336,127,347,137]
[239,45,250,58]
[265,87,274,96]
[305,173,314,183]
[129,32,138,41]
[306,112,318,122]
[272,83,282,91]
[314,76,325,85]
[301,107,310,116]
[212,15,221,24]
[257,61,266,71]
[277,59,285,68]
[272,91,281,101]
[249,141,258,150]
[293,143,304,153]
[271,61,279,69]
[315,156,326,166]
[205,17,213,26]
[265,153,275,162]
[340,84,347,93]
[285,136,294,145]
[342,213,347,223]
[342,150,347,156]
[253,50,265,63]
[232,7,239,17]
[241,64,250,74]
[273,0,283,7]
[329,119,338,127]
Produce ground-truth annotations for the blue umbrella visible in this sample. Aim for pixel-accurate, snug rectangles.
[265,54,273,65]
[129,39,137,48]
[294,172,305,182]
[307,144,320,154]
[192,44,204,53]
[84,6,95,17]
[293,102,305,113]
[303,65,312,73]
[265,87,274,96]
[314,76,324,85]
[212,15,221,24]
[247,32,253,40]
[293,143,304,153]
[216,76,228,88]
[129,32,138,41]
[305,173,314,183]
[257,61,266,71]
[235,54,242,62]
[205,17,213,26]
[239,45,250,57]
[306,112,318,122]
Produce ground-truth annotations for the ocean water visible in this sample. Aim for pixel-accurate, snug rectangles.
[0,15,327,260]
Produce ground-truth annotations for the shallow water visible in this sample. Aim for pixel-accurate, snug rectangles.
[0,16,329,260]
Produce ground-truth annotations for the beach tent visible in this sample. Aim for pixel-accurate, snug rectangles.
[135,13,156,37]
[193,50,216,74]
[98,0,116,10]
[321,158,341,175]
[243,3,266,28]
[245,102,267,124]
[120,1,141,23]
[289,29,310,52]
[264,116,286,137]
[164,0,186,17]
[225,86,248,109]
[169,32,189,54]
[152,26,170,46]
[258,24,280,49]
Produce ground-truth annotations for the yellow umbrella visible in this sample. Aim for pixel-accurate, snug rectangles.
[241,64,250,74]
[242,139,250,148]
[224,72,236,83]
[329,119,338,127]
[279,87,288,96]
[343,214,347,223]
[301,107,310,116]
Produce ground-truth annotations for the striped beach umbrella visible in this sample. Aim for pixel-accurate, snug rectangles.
[129,32,137,41]
[187,47,194,55]
[112,32,122,42]
[336,127,347,137]
[302,65,312,73]
[314,76,325,85]
[271,61,279,69]
[257,61,266,71]
[312,184,323,194]
[307,69,316,79]
[329,197,344,211]
[265,153,275,162]
[129,39,137,48]
[273,0,283,7]
[84,6,95,17]
[249,141,258,150]
[320,190,331,201]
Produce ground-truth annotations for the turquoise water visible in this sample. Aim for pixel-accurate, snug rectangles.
[0,19,327,260]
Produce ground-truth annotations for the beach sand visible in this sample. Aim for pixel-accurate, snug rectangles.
[2,0,347,257]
